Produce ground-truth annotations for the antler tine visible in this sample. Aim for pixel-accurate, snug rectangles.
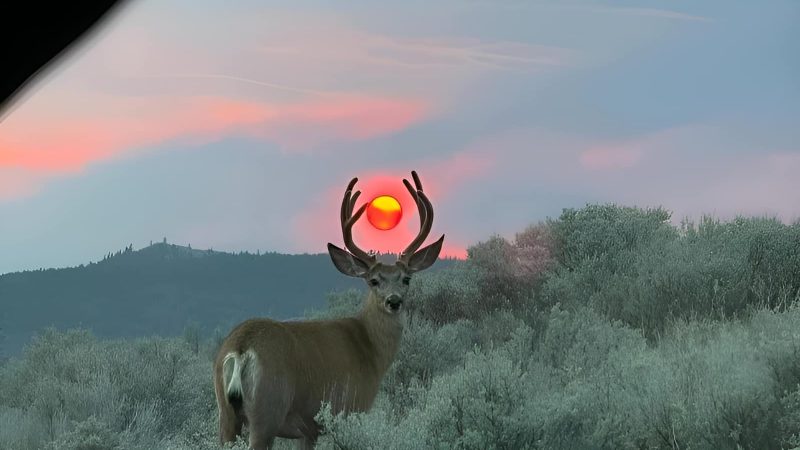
[408,170,426,221]
[400,171,434,261]
[348,190,361,218]
[340,177,358,224]
[339,177,375,264]
[402,191,434,258]
[402,178,427,234]
[411,170,423,191]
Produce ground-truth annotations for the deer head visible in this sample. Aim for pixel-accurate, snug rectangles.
[327,171,444,314]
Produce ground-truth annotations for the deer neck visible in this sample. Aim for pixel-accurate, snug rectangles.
[357,292,403,375]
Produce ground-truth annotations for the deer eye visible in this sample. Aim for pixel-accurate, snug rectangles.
[369,279,380,287]
[402,277,411,285]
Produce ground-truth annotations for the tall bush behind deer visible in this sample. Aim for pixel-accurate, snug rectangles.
[213,171,444,449]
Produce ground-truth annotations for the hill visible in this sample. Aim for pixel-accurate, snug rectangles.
[0,242,458,355]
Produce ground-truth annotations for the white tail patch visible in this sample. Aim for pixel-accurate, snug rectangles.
[222,349,258,402]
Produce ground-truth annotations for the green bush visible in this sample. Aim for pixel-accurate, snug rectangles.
[0,329,214,450]
[316,302,800,449]
[406,262,485,324]
[550,204,674,273]
[44,415,123,450]
[543,206,800,336]
[780,384,800,448]
[316,349,540,450]
[541,204,676,331]
[382,318,479,414]
[306,288,363,320]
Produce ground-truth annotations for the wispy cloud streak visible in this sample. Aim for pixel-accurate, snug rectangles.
[0,95,429,173]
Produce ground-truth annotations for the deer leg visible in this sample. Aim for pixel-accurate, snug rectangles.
[296,432,319,450]
[215,374,244,445]
[245,384,291,450]
[218,405,243,445]
[294,417,321,450]
[246,409,280,450]
[249,435,275,450]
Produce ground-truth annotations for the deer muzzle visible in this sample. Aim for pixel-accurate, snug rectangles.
[385,294,403,311]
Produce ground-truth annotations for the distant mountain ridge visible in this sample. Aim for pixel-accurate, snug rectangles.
[0,242,458,356]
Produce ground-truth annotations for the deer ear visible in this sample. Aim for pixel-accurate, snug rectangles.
[407,234,444,273]
[328,243,371,277]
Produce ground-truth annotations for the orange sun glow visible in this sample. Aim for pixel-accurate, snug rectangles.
[366,195,403,230]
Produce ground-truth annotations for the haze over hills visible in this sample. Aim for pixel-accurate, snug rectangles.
[0,241,458,356]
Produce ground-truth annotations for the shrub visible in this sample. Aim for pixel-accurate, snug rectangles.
[316,302,800,449]
[540,205,676,330]
[44,415,122,450]
[0,329,216,450]
[550,204,673,273]
[406,262,485,324]
[542,206,800,336]
[316,349,540,450]
[382,318,479,414]
[306,289,363,320]
[780,384,800,449]
[465,223,557,318]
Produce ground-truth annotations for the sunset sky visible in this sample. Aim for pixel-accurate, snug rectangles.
[0,0,798,275]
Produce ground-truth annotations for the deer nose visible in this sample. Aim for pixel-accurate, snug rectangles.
[385,294,403,309]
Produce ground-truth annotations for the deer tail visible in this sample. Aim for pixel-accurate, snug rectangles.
[222,352,245,409]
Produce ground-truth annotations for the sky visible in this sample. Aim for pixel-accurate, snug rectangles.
[0,0,798,275]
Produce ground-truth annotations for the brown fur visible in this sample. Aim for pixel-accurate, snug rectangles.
[213,290,403,449]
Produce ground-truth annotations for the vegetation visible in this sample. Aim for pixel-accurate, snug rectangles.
[0,242,458,356]
[1,204,799,449]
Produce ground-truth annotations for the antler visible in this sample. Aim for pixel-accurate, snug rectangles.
[340,177,376,265]
[399,170,434,262]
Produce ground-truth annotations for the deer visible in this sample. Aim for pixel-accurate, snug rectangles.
[213,171,444,450]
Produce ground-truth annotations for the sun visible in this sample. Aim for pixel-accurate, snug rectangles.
[367,195,403,230]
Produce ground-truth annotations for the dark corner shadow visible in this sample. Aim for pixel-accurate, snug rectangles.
[0,0,132,120]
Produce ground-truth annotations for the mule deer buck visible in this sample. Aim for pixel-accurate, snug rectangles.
[213,171,444,449]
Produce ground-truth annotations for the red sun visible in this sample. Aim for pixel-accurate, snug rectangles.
[366,195,403,230]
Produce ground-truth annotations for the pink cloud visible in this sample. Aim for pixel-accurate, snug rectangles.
[0,2,566,203]
[664,151,800,224]
[440,245,468,260]
[0,96,269,173]
[0,169,45,202]
[579,144,643,170]
[0,94,428,175]
[286,126,800,261]
[257,96,429,152]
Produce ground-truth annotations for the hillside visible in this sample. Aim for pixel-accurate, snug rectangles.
[0,242,458,355]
